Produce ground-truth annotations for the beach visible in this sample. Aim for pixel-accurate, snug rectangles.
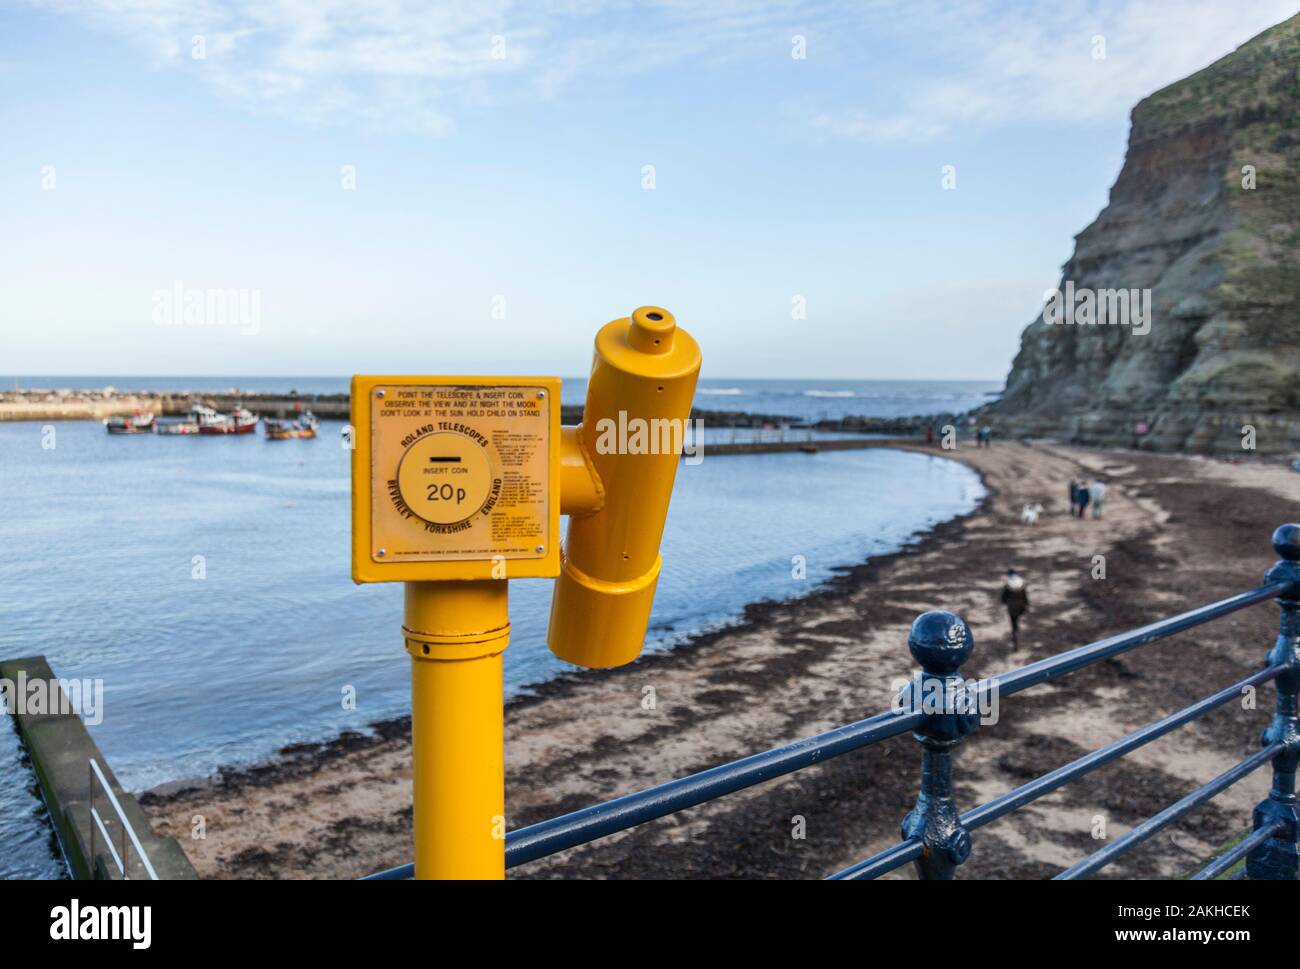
[140,441,1300,880]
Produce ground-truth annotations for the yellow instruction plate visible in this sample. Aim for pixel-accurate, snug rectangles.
[370,384,551,562]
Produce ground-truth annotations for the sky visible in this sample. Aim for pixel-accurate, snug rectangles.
[1,1,1295,381]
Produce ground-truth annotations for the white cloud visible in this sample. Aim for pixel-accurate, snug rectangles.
[23,0,1299,137]
[27,0,835,131]
[810,0,1300,141]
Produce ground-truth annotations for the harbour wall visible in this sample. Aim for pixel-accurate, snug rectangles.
[0,655,198,880]
[0,389,960,435]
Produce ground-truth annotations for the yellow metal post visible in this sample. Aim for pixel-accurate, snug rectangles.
[351,308,700,879]
[403,580,509,880]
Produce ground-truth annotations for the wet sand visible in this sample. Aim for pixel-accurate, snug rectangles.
[140,441,1300,879]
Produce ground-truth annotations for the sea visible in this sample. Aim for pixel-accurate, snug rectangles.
[0,377,994,878]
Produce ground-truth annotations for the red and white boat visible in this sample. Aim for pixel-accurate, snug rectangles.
[198,407,259,435]
[156,417,200,435]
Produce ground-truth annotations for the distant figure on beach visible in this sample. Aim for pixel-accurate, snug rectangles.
[1089,479,1106,519]
[1076,481,1091,518]
[1000,569,1029,648]
[978,425,992,448]
[1068,479,1080,516]
[926,424,934,445]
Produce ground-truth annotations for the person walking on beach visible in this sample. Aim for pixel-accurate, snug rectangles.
[1089,479,1106,519]
[1076,480,1091,519]
[1068,479,1080,516]
[1000,569,1029,648]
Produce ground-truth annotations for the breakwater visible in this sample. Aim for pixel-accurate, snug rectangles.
[0,387,972,436]
[0,655,197,880]
[0,387,808,427]
[0,389,355,422]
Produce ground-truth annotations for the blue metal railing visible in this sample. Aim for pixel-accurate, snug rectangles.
[367,523,1300,881]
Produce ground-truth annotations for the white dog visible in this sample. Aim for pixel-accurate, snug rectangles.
[1020,503,1043,525]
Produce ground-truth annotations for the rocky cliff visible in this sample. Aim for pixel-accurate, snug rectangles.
[989,15,1300,456]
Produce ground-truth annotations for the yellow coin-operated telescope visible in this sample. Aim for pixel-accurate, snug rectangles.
[351,306,700,879]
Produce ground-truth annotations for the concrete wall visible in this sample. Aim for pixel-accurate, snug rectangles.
[0,656,197,880]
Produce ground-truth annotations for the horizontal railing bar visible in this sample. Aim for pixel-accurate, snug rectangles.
[1189,820,1286,881]
[979,582,1290,703]
[362,862,412,880]
[824,666,1282,881]
[963,665,1283,832]
[825,838,923,880]
[362,708,925,880]
[505,708,925,869]
[1054,743,1282,880]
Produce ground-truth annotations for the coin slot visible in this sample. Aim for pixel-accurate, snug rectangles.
[396,431,494,526]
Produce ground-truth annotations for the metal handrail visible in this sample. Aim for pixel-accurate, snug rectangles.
[966,666,1282,832]
[1191,820,1286,881]
[507,708,922,868]
[89,803,125,877]
[976,581,1291,701]
[828,664,1285,880]
[364,708,924,880]
[88,758,159,880]
[365,523,1300,881]
[1055,744,1282,880]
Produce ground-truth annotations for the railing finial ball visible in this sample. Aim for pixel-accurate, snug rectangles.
[1271,524,1300,563]
[908,610,974,675]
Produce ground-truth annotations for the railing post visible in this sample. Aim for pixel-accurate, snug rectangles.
[1247,524,1300,880]
[900,610,978,879]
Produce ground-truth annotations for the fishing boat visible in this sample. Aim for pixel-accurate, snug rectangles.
[156,418,200,435]
[265,411,318,440]
[198,407,259,435]
[103,412,155,434]
[190,403,220,425]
